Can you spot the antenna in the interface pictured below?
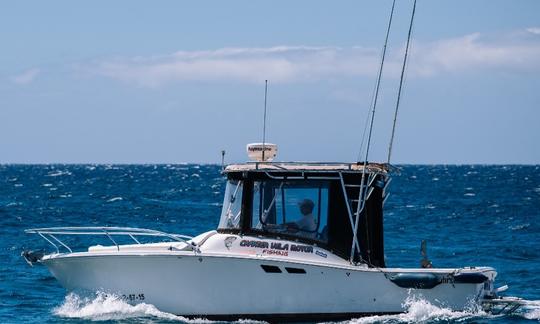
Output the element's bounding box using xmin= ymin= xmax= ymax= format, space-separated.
xmin=387 ymin=0 xmax=417 ymax=164
xmin=221 ymin=150 xmax=226 ymax=171
xmin=262 ymin=80 xmax=268 ymax=161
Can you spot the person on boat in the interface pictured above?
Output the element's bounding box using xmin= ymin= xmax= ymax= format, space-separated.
xmin=264 ymin=199 xmax=317 ymax=237
xmin=297 ymin=199 xmax=316 ymax=230
xmin=285 ymin=199 xmax=317 ymax=238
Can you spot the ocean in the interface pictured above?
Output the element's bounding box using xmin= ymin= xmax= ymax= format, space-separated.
xmin=1 ymin=164 xmax=539 ymax=323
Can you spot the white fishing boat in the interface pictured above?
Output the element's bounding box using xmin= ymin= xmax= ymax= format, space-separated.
xmin=23 ymin=143 xmax=523 ymax=321
xmin=23 ymin=0 xmax=526 ymax=321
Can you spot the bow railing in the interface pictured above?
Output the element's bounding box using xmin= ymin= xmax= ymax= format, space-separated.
xmin=25 ymin=227 xmax=194 ymax=254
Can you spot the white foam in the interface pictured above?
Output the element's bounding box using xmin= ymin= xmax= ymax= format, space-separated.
xmin=509 ymin=223 xmax=530 ymax=231
xmin=53 ymin=292 xmax=265 ymax=323
xmin=106 ymin=197 xmax=123 ymax=203
xmin=339 ymin=296 xmax=489 ymax=324
xmin=47 ymin=170 xmax=72 ymax=177
xmin=522 ymin=300 xmax=540 ymax=320
xmin=54 ymin=292 xmax=190 ymax=322
xmin=524 ymin=307 xmax=540 ymax=320
xmin=52 ymin=292 xmax=540 ymax=323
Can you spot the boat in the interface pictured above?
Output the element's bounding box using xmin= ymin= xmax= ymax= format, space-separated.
xmin=22 ymin=143 xmax=523 ymax=321
xmin=22 ymin=1 xmax=526 ymax=320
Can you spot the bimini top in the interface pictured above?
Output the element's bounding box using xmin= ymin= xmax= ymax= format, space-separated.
xmin=224 ymin=161 xmax=389 ymax=173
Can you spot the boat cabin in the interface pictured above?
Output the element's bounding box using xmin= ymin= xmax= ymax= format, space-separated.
xmin=218 ymin=161 xmax=390 ymax=267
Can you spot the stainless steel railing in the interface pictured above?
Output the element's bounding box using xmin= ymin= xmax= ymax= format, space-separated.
xmin=25 ymin=227 xmax=194 ymax=254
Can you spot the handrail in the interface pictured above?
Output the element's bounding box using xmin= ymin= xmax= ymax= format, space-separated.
xmin=226 ymin=161 xmax=390 ymax=173
xmin=25 ymin=226 xmax=195 ymax=254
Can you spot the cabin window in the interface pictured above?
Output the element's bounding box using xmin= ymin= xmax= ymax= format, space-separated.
xmin=251 ymin=180 xmax=329 ymax=242
xmin=218 ymin=180 xmax=243 ymax=229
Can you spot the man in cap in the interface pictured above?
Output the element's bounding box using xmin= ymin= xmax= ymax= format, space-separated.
xmin=293 ymin=199 xmax=317 ymax=235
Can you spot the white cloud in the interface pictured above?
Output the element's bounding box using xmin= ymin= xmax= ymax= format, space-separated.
xmin=11 ymin=68 xmax=40 ymax=85
xmin=526 ymin=27 xmax=540 ymax=35
xmin=86 ymin=31 xmax=540 ymax=87
xmin=89 ymin=46 xmax=382 ymax=87
xmin=410 ymin=33 xmax=540 ymax=76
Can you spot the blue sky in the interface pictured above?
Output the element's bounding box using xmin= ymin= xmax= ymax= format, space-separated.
xmin=1 ymin=1 xmax=539 ymax=164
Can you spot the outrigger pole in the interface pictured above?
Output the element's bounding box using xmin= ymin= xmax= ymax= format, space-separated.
xmin=362 ymin=0 xmax=396 ymax=165
xmin=387 ymin=0 xmax=417 ymax=164
xmin=350 ymin=0 xmax=396 ymax=265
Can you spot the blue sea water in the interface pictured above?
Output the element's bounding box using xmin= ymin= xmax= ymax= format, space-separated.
xmin=1 ymin=164 xmax=539 ymax=323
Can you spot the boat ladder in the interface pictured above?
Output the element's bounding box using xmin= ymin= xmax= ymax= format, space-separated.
xmin=339 ymin=171 xmax=378 ymax=263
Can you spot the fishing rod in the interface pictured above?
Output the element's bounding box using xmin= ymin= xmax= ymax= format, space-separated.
xmin=361 ymin=0 xmax=396 ymax=166
xmin=387 ymin=0 xmax=417 ymax=164
xmin=353 ymin=0 xmax=397 ymax=266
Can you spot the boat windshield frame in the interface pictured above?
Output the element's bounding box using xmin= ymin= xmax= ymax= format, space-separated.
xmin=218 ymin=166 xmax=389 ymax=265
xmin=251 ymin=178 xmax=331 ymax=243
xmin=218 ymin=170 xmax=341 ymax=253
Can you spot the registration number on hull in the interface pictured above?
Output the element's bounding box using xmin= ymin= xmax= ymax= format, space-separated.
xmin=121 ymin=293 xmax=145 ymax=301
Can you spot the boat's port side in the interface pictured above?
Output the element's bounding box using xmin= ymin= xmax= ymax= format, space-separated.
xmin=39 ymin=252 xmax=494 ymax=316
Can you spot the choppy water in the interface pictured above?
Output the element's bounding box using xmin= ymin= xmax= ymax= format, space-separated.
xmin=1 ymin=164 xmax=539 ymax=323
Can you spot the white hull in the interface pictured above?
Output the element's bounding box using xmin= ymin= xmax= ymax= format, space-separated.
xmin=40 ymin=233 xmax=495 ymax=320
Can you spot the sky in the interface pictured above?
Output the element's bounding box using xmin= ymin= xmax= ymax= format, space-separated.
xmin=1 ymin=0 xmax=539 ymax=164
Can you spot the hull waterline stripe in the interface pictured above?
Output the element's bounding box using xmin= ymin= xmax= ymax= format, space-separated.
xmin=180 ymin=311 xmax=403 ymax=322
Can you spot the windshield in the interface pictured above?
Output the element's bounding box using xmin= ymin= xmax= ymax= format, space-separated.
xmin=251 ymin=180 xmax=329 ymax=242
xmin=218 ymin=180 xmax=243 ymax=229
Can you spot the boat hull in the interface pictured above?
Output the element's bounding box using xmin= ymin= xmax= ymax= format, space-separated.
xmin=42 ymin=253 xmax=493 ymax=319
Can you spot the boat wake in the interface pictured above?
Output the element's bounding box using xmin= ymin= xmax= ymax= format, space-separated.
xmin=53 ymin=292 xmax=263 ymax=323
xmin=340 ymin=297 xmax=486 ymax=324
xmin=522 ymin=301 xmax=540 ymax=321
xmin=342 ymin=296 xmax=540 ymax=323
xmin=53 ymin=292 xmax=540 ymax=323
xmin=53 ymin=292 xmax=186 ymax=322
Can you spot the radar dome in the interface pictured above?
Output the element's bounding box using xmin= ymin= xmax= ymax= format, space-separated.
xmin=246 ymin=143 xmax=277 ymax=162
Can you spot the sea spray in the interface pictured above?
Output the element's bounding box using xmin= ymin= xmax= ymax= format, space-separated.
xmin=522 ymin=300 xmax=540 ymax=320
xmin=53 ymin=292 xmax=266 ymax=323
xmin=53 ymin=292 xmax=188 ymax=322
xmin=341 ymin=296 xmax=491 ymax=324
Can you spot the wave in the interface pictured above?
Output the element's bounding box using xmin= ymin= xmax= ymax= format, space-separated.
xmin=509 ymin=223 xmax=531 ymax=231
xmin=53 ymin=292 xmax=540 ymax=323
xmin=53 ymin=292 xmax=264 ymax=323
xmin=341 ymin=296 xmax=540 ymax=323
xmin=522 ymin=300 xmax=540 ymax=320
xmin=106 ymin=197 xmax=124 ymax=203
xmin=47 ymin=170 xmax=72 ymax=177
xmin=343 ymin=296 xmax=489 ymax=324
xmin=54 ymin=292 xmax=197 ymax=322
